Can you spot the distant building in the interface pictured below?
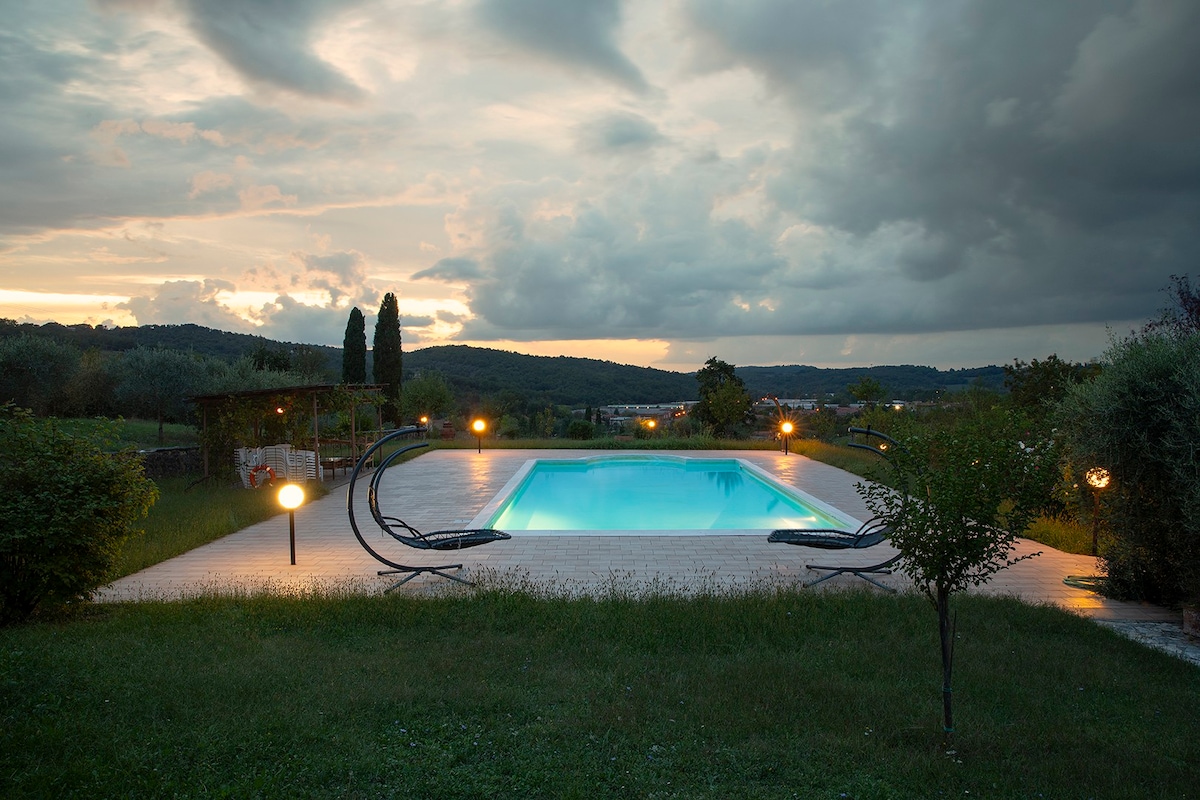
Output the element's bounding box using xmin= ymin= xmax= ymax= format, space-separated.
xmin=754 ymin=397 xmax=819 ymax=412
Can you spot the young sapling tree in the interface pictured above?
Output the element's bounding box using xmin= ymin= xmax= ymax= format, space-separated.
xmin=855 ymin=413 xmax=1058 ymax=734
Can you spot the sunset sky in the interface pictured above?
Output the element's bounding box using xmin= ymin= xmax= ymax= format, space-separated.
xmin=2 ymin=0 xmax=1197 ymax=371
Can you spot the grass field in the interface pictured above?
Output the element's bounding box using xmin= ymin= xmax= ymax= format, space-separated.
xmin=2 ymin=590 xmax=1196 ymax=799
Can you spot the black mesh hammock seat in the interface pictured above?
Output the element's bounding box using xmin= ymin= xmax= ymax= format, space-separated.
xmin=346 ymin=426 xmax=511 ymax=590
xmin=767 ymin=426 xmax=908 ymax=591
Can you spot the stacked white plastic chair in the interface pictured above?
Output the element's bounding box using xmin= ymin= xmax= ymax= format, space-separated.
xmin=234 ymin=444 xmax=320 ymax=486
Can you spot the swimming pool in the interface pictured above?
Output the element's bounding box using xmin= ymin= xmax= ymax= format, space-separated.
xmin=469 ymin=455 xmax=859 ymax=535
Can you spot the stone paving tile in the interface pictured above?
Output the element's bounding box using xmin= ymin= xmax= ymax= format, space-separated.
xmin=98 ymin=448 xmax=1198 ymax=664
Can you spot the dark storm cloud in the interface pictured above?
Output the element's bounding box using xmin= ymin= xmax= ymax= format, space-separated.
xmin=576 ymin=112 xmax=665 ymax=153
xmin=181 ymin=0 xmax=366 ymax=102
xmin=437 ymin=156 xmax=790 ymax=342
xmin=672 ymin=0 xmax=1200 ymax=335
xmin=476 ymin=0 xmax=648 ymax=93
xmin=0 ymin=25 xmax=119 ymax=234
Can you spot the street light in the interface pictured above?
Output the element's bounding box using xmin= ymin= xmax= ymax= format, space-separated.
xmin=1085 ymin=467 xmax=1111 ymax=557
xmin=472 ymin=418 xmax=486 ymax=453
xmin=780 ymin=420 xmax=794 ymax=455
xmin=278 ymin=483 xmax=305 ymax=565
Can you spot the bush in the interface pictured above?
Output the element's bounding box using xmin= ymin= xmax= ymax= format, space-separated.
xmin=566 ymin=419 xmax=594 ymax=440
xmin=0 ymin=406 xmax=158 ymax=624
xmin=1055 ymin=332 xmax=1200 ymax=605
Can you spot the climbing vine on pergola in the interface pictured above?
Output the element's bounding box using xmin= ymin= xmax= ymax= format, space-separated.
xmin=190 ymin=384 xmax=385 ymax=479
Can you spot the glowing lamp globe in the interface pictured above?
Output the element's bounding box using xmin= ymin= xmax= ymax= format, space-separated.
xmin=1086 ymin=468 xmax=1111 ymax=490
xmin=278 ymin=484 xmax=305 ymax=510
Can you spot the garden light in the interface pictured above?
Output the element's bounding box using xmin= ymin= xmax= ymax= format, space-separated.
xmin=1086 ymin=468 xmax=1111 ymax=490
xmin=780 ymin=421 xmax=794 ymax=455
xmin=278 ymin=483 xmax=305 ymax=565
xmin=1086 ymin=468 xmax=1111 ymax=557
xmin=472 ymin=419 xmax=486 ymax=453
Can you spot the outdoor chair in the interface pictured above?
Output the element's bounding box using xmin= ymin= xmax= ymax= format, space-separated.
xmin=767 ymin=426 xmax=906 ymax=592
xmin=768 ymin=517 xmax=899 ymax=591
xmin=346 ymin=426 xmax=511 ymax=590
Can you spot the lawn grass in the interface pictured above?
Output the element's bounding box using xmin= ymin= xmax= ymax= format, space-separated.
xmin=1 ymin=589 xmax=1196 ymax=798
xmin=57 ymin=417 xmax=199 ymax=450
xmin=115 ymin=477 xmax=330 ymax=578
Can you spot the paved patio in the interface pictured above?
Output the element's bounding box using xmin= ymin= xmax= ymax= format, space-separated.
xmin=101 ymin=449 xmax=1183 ymax=626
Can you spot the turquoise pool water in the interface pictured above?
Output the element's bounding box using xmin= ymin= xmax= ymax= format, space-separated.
xmin=476 ymin=455 xmax=857 ymax=534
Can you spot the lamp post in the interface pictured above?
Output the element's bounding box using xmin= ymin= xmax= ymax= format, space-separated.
xmin=472 ymin=419 xmax=486 ymax=453
xmin=419 ymin=415 xmax=429 ymax=438
xmin=1085 ymin=467 xmax=1111 ymax=557
xmin=278 ymin=483 xmax=305 ymax=565
xmin=780 ymin=421 xmax=794 ymax=455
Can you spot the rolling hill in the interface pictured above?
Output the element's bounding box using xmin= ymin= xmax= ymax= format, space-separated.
xmin=3 ymin=320 xmax=1006 ymax=407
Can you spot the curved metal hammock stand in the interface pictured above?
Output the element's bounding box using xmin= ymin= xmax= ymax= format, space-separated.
xmin=768 ymin=426 xmax=907 ymax=591
xmin=346 ymin=426 xmax=511 ymax=591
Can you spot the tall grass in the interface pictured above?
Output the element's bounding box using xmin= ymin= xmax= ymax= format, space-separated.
xmin=114 ymin=477 xmax=329 ymax=577
xmin=1025 ymin=516 xmax=1094 ymax=555
xmin=2 ymin=590 xmax=1196 ymax=798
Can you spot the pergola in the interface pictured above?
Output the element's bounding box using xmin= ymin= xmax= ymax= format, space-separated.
xmin=190 ymin=383 xmax=385 ymax=479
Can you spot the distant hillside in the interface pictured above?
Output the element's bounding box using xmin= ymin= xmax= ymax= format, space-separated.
xmin=405 ymin=347 xmax=1006 ymax=406
xmin=736 ymin=364 xmax=1006 ymax=400
xmin=405 ymin=345 xmax=696 ymax=407
xmin=1 ymin=320 xmax=342 ymax=371
xmin=3 ymin=320 xmax=1008 ymax=406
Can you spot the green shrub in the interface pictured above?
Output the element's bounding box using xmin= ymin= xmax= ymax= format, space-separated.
xmin=1056 ymin=331 xmax=1200 ymax=605
xmin=565 ymin=419 xmax=594 ymax=440
xmin=0 ymin=406 xmax=158 ymax=624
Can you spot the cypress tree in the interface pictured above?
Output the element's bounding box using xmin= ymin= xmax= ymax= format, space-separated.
xmin=373 ymin=293 xmax=403 ymax=422
xmin=341 ymin=307 xmax=367 ymax=384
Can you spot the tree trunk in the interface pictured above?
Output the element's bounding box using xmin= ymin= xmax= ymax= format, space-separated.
xmin=938 ymin=586 xmax=955 ymax=734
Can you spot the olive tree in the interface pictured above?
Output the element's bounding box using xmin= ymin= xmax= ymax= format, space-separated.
xmin=856 ymin=412 xmax=1058 ymax=734
xmin=114 ymin=346 xmax=209 ymax=444
xmin=0 ymin=406 xmax=158 ymax=624
xmin=0 ymin=334 xmax=80 ymax=416
xmin=1055 ymin=330 xmax=1200 ymax=605
xmin=692 ymin=357 xmax=752 ymax=436
xmin=401 ymin=371 xmax=456 ymax=423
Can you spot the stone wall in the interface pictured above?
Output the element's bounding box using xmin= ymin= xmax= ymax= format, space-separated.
xmin=138 ymin=446 xmax=203 ymax=480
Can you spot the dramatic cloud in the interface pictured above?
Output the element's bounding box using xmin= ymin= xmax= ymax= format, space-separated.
xmin=476 ymin=0 xmax=648 ymax=93
xmin=180 ymin=0 xmax=366 ymax=102
xmin=118 ymin=279 xmax=254 ymax=331
xmin=2 ymin=1 xmax=1197 ymax=368
xmin=293 ymin=249 xmax=369 ymax=305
